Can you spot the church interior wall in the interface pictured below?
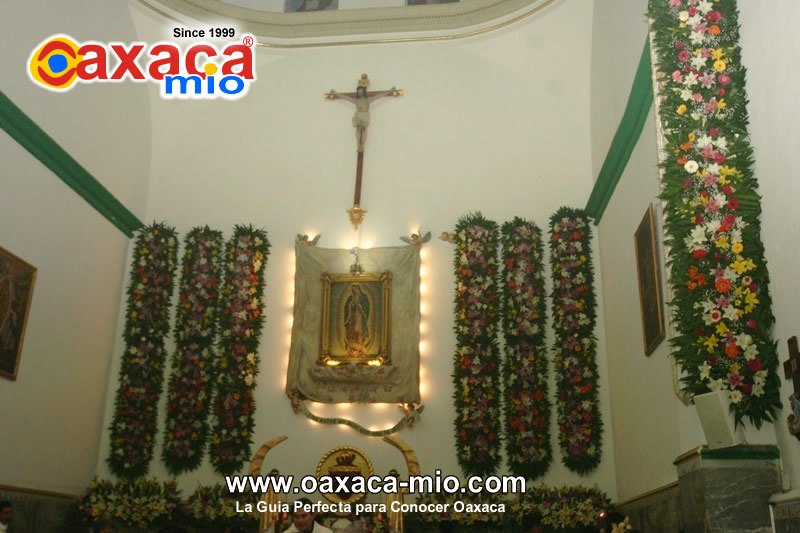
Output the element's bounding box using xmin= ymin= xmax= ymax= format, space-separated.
xmin=86 ymin=0 xmax=622 ymax=499
xmin=0 ymin=2 xmax=152 ymax=494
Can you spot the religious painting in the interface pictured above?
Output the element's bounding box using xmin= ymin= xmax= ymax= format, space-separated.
xmin=316 ymin=446 xmax=373 ymax=505
xmin=285 ymin=0 xmax=338 ymax=13
xmin=320 ymin=272 xmax=391 ymax=366
xmin=0 ymin=246 xmax=37 ymax=380
xmin=634 ymin=204 xmax=665 ymax=356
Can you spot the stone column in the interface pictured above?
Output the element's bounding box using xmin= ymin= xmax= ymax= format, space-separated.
xmin=674 ymin=445 xmax=781 ymax=533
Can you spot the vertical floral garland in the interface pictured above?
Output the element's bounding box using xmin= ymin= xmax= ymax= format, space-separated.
xmin=501 ymin=217 xmax=551 ymax=479
xmin=549 ymin=208 xmax=602 ymax=474
xmin=209 ymin=225 xmax=270 ymax=475
xmin=108 ymin=223 xmax=178 ymax=478
xmin=649 ymin=0 xmax=780 ymax=425
xmin=162 ymin=227 xmax=224 ymax=474
xmin=452 ymin=213 xmax=502 ymax=476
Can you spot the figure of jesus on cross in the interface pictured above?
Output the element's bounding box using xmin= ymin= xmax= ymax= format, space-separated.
xmin=326 ymin=74 xmax=403 ymax=229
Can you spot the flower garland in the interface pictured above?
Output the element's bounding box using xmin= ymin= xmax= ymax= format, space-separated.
xmin=78 ymin=478 xmax=181 ymax=528
xmin=452 ymin=213 xmax=503 ymax=477
xmin=501 ymin=217 xmax=551 ymax=479
xmin=108 ymin=223 xmax=178 ymax=478
xmin=549 ymin=208 xmax=602 ymax=474
xmin=513 ymin=484 xmax=611 ymax=529
xmin=649 ymin=0 xmax=780 ymax=425
xmin=162 ymin=227 xmax=224 ymax=474
xmin=209 ymin=225 xmax=270 ymax=475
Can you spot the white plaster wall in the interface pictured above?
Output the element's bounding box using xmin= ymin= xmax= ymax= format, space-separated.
xmin=0 ymin=2 xmax=151 ymax=493
xmin=739 ymin=0 xmax=800 ymax=492
xmin=591 ymin=0 xmax=800 ymax=501
xmin=93 ymin=0 xmax=620 ymax=500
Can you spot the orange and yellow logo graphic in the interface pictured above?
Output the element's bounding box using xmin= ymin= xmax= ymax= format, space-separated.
xmin=28 ymin=36 xmax=82 ymax=90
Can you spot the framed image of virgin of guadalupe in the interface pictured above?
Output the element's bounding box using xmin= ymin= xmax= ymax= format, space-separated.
xmin=320 ymin=272 xmax=391 ymax=366
xmin=0 ymin=246 xmax=37 ymax=380
xmin=634 ymin=203 xmax=666 ymax=356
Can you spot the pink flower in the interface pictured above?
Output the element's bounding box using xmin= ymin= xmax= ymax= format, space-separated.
xmin=693 ymin=93 xmax=704 ymax=102
xmin=699 ymin=73 xmax=715 ymax=88
xmin=710 ymin=128 xmax=719 ymax=135
xmin=678 ymin=50 xmax=691 ymax=62
xmin=718 ymin=88 xmax=726 ymax=96
xmin=718 ymin=73 xmax=731 ymax=86
xmin=704 ymin=173 xmax=718 ymax=186
xmin=713 ymin=152 xmax=727 ymax=164
xmin=688 ymin=6 xmax=698 ymax=15
xmin=727 ymin=372 xmax=743 ymax=388
xmin=670 ymin=0 xmax=682 ymax=5
xmin=675 ymin=41 xmax=685 ymax=49
xmin=723 ymin=214 xmax=736 ymax=227
xmin=704 ymin=98 xmax=719 ymax=112
xmin=700 ymin=48 xmax=712 ymax=58
xmin=705 ymin=198 xmax=720 ymax=213
xmin=672 ymin=70 xmax=684 ymax=82
xmin=701 ymin=144 xmax=715 ymax=159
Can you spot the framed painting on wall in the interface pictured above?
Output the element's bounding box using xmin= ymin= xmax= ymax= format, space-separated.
xmin=634 ymin=204 xmax=665 ymax=356
xmin=0 ymin=246 xmax=37 ymax=380
xmin=320 ymin=271 xmax=392 ymax=366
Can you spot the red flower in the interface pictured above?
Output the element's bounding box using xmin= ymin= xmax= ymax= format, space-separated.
xmin=747 ymin=359 xmax=762 ymax=373
xmin=728 ymin=197 xmax=739 ymax=210
xmin=710 ymin=128 xmax=719 ymax=136
xmin=741 ymin=383 xmax=752 ymax=394
xmin=725 ymin=344 xmax=740 ymax=358
xmin=747 ymin=319 xmax=757 ymax=329
xmin=706 ymin=10 xmax=722 ymax=22
xmin=693 ymin=249 xmax=708 ymax=260
xmin=715 ymin=278 xmax=732 ymax=293
xmin=695 ymin=215 xmax=704 ymax=224
xmin=722 ymin=185 xmax=733 ymax=195
xmin=708 ymin=357 xmax=717 ymax=366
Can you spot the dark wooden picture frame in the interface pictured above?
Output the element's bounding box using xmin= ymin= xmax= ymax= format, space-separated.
xmin=0 ymin=246 xmax=37 ymax=379
xmin=634 ymin=204 xmax=665 ymax=356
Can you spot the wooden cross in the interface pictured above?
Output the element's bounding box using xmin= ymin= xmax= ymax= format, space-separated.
xmin=325 ymin=74 xmax=402 ymax=229
xmin=785 ymin=336 xmax=800 ymax=397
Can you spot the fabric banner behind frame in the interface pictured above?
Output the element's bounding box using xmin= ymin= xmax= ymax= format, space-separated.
xmin=286 ymin=242 xmax=420 ymax=404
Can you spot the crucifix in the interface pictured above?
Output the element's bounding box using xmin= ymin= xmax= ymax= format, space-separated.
xmin=784 ymin=336 xmax=800 ymax=440
xmin=326 ymin=74 xmax=403 ymax=230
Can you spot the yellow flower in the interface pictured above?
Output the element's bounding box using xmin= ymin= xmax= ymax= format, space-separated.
xmin=711 ymin=48 xmax=725 ymax=61
xmin=731 ymin=242 xmax=743 ymax=254
xmin=744 ymin=292 xmax=760 ymax=313
xmin=718 ymin=99 xmax=727 ymax=109
xmin=688 ymin=132 xmax=696 ymax=141
xmin=714 ymin=60 xmax=727 ymax=72
xmin=677 ymin=104 xmax=688 ymax=115
xmin=730 ymin=363 xmax=741 ymax=374
xmin=731 ymin=258 xmax=756 ymax=274
xmin=716 ymin=322 xmax=729 ymax=335
xmin=700 ymin=195 xmax=709 ymax=205
xmin=716 ymin=236 xmax=729 ymax=249
xmin=704 ymin=335 xmax=720 ymax=352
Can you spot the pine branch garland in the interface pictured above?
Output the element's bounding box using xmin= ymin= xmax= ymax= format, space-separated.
xmin=108 ymin=222 xmax=178 ymax=478
xmin=501 ymin=217 xmax=551 ymax=479
xmin=549 ymin=207 xmax=602 ymax=474
xmin=452 ymin=213 xmax=502 ymax=476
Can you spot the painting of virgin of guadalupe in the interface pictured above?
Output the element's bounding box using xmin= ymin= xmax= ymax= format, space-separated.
xmin=320 ymin=271 xmax=391 ymax=365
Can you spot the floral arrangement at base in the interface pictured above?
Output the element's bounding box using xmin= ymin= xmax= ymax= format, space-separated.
xmin=649 ymin=0 xmax=780 ymax=427
xmin=501 ymin=217 xmax=551 ymax=479
xmin=185 ymin=483 xmax=258 ymax=531
xmin=108 ymin=222 xmax=178 ymax=478
xmin=512 ymin=484 xmax=611 ymax=530
xmin=452 ymin=213 xmax=502 ymax=476
xmin=549 ymin=208 xmax=602 ymax=474
xmin=78 ymin=478 xmax=181 ymax=528
xmin=163 ymin=227 xmax=225 ymax=475
xmin=209 ymin=225 xmax=271 ymax=475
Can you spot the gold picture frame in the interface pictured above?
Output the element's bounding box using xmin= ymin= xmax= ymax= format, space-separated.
xmin=320 ymin=271 xmax=391 ymax=366
xmin=0 ymin=246 xmax=37 ymax=380
xmin=634 ymin=204 xmax=666 ymax=356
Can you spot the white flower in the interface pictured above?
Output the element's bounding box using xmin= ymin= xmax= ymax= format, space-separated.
xmin=736 ymin=334 xmax=753 ymax=348
xmin=680 ymin=88 xmax=694 ymax=101
xmin=698 ymin=1 xmax=713 ymax=15
xmin=684 ymin=72 xmax=699 ymax=87
xmin=684 ymin=160 xmax=700 ymax=173
xmin=723 ymin=306 xmax=740 ymax=321
xmin=701 ymin=299 xmax=717 ymax=313
xmin=696 ymin=135 xmax=713 ymax=149
xmin=752 ymin=383 xmax=765 ymax=397
xmin=706 ymin=162 xmax=721 ymax=175
xmin=691 ymin=55 xmax=708 ymax=70
xmin=679 ymin=10 xmax=690 ymax=22
xmin=724 ymin=267 xmax=739 ymax=281
xmin=691 ymin=112 xmax=702 ymax=121
xmin=729 ymin=390 xmax=743 ymax=403
xmin=731 ymin=229 xmax=742 ymax=243
xmin=688 ymin=14 xmax=703 ymax=26
xmin=709 ymin=379 xmax=725 ymax=391
xmin=713 ymin=136 xmax=728 ymax=151
xmin=691 ymin=225 xmax=707 ymax=245
xmin=714 ymin=192 xmax=727 ymax=207
xmin=699 ymin=362 xmax=712 ymax=381
xmin=690 ymin=31 xmax=706 ymax=45
xmin=744 ymin=344 xmax=758 ymax=361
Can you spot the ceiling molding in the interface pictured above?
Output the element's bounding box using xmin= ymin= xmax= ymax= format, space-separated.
xmin=138 ymin=0 xmax=556 ymax=45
